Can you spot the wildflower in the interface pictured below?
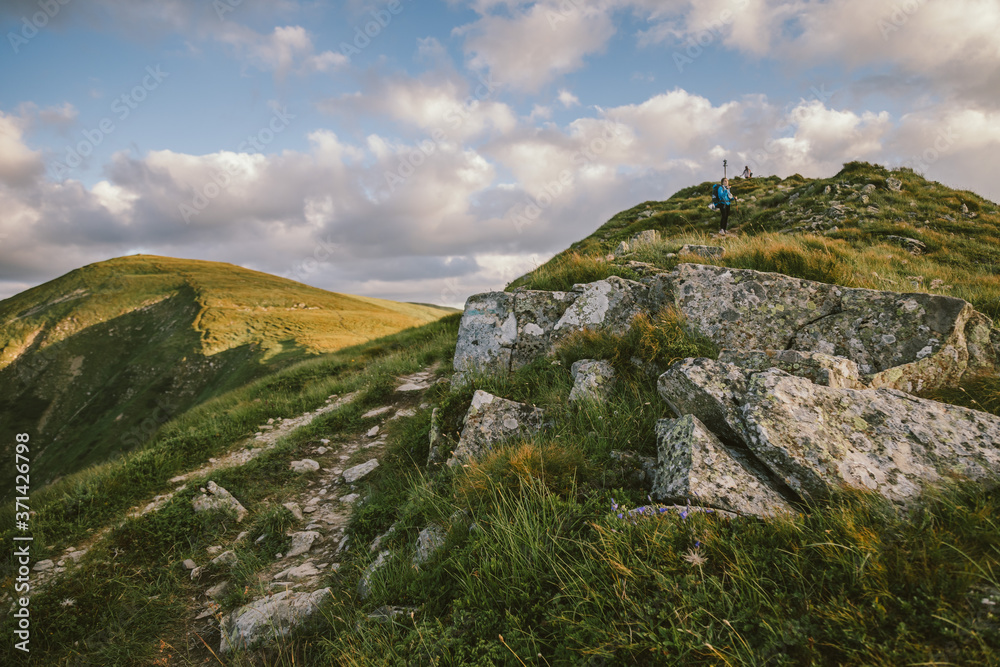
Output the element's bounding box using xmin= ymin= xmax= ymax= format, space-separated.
xmin=61 ymin=598 xmax=76 ymax=607
xmin=682 ymin=549 xmax=707 ymax=566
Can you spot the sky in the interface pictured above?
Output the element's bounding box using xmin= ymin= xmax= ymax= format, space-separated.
xmin=1 ymin=0 xmax=998 ymax=307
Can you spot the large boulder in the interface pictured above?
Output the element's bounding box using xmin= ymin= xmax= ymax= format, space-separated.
xmin=446 ymin=391 xmax=545 ymax=467
xmin=551 ymin=276 xmax=648 ymax=344
xmin=219 ymin=588 xmax=331 ymax=654
xmin=738 ymin=369 xmax=1000 ymax=504
xmin=652 ymin=416 xmax=793 ymax=518
xmin=511 ymin=291 xmax=577 ymax=370
xmin=667 ymin=263 xmax=989 ymax=392
xmin=453 ymin=292 xmax=518 ymax=376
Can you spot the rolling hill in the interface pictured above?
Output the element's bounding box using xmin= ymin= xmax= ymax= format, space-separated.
xmin=0 ymin=254 xmax=455 ymax=493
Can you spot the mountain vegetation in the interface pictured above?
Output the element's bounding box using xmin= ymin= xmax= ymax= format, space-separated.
xmin=2 ymin=163 xmax=998 ymax=666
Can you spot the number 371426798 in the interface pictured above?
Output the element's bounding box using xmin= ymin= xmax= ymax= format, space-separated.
xmin=15 ymin=433 xmax=30 ymax=511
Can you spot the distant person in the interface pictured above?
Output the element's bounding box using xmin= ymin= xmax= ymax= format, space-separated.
xmin=713 ymin=178 xmax=736 ymax=235
xmin=741 ymin=165 xmax=752 ymax=179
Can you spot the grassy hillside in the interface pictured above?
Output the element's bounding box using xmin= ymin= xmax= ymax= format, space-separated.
xmin=3 ymin=165 xmax=998 ymax=666
xmin=0 ymin=254 xmax=453 ymax=492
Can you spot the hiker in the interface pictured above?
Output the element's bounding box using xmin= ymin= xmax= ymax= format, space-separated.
xmin=713 ymin=178 xmax=736 ymax=235
xmin=741 ymin=165 xmax=752 ymax=179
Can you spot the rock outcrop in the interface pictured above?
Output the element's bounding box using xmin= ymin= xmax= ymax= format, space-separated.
xmin=192 ymin=482 xmax=248 ymax=522
xmin=453 ymin=263 xmax=996 ymax=394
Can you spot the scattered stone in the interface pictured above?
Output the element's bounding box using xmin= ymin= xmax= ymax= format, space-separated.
xmin=343 ymin=459 xmax=380 ymax=484
xmin=568 ymin=359 xmax=616 ymax=404
xmin=413 ymin=526 xmax=446 ymax=566
xmin=358 ymin=551 xmax=391 ymax=599
xmin=290 ymin=459 xmax=321 ymax=473
xmin=275 ymin=562 xmax=321 ymax=581
xmin=886 ymin=235 xmax=927 ymax=254
xmin=283 ymin=502 xmax=304 ymax=521
xmin=183 ymin=559 xmax=197 ymax=570
xmin=192 ymin=481 xmax=248 ymax=522
xmin=207 ymin=582 xmax=231 ymax=600
xmin=362 ymin=406 xmax=393 ymax=419
xmin=679 ymin=244 xmax=725 ymax=258
xmin=315 ymin=446 xmax=329 ymax=455
xmin=652 ymin=415 xmax=793 ymax=518
xmin=33 ymin=560 xmax=54 ymax=572
xmin=285 ymin=531 xmax=321 ymax=558
xmin=339 ymin=493 xmax=361 ymax=504
xmin=886 ymin=177 xmax=903 ymax=192
xmin=447 ymin=391 xmax=545 ymax=466
xmin=367 ymin=426 xmax=380 ymax=438
xmin=219 ymin=588 xmax=332 ymax=654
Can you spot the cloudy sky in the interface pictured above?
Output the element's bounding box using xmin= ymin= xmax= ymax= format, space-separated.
xmin=1 ymin=0 xmax=998 ymax=306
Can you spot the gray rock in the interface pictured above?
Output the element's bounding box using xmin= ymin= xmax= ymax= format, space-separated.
xmin=447 ymin=391 xmax=545 ymax=466
xmin=568 ymin=359 xmax=616 ymax=403
xmin=886 ymin=235 xmax=927 ymax=254
xmin=652 ymin=416 xmax=793 ymax=518
xmin=413 ymin=526 xmax=447 ymax=566
xmin=887 ymin=177 xmax=903 ymax=192
xmin=192 ymin=481 xmax=248 ymax=522
xmin=453 ymin=292 xmax=518 ymax=375
xmin=718 ymin=349 xmax=865 ymax=389
xmin=738 ymin=369 xmax=1000 ymax=505
xmin=219 ymin=588 xmax=331 ymax=654
xmin=609 ymin=450 xmax=657 ymax=485
xmin=678 ymin=245 xmax=725 ymax=258
xmin=285 ymin=531 xmax=321 ymax=558
xmin=275 ymin=562 xmax=321 ymax=581
xmin=668 ymin=263 xmax=988 ymax=392
xmin=32 ymin=559 xmax=54 ymax=572
xmin=343 ymin=459 xmax=379 ymax=484
xmin=283 ymin=502 xmax=304 ymax=521
xmin=366 ymin=426 xmax=380 ymax=438
xmin=552 ymin=276 xmax=648 ymax=343
xmin=358 ymin=550 xmax=391 ymax=599
xmin=183 ymin=559 xmax=197 ymax=570
xmin=427 ymin=407 xmax=444 ymax=465
xmin=290 ymin=459 xmax=320 ymax=473
xmin=512 ymin=290 xmax=577 ymax=370
xmin=658 ymin=358 xmax=749 ymax=447
xmin=206 ymin=582 xmax=231 ymax=600
xmin=211 ymin=550 xmax=238 ymax=567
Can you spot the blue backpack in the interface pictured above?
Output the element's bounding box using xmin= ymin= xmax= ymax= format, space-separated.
xmin=711 ymin=184 xmax=722 ymax=207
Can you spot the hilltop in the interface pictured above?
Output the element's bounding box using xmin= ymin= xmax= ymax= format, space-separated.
xmin=0 ymin=255 xmax=454 ymax=492
xmin=2 ymin=164 xmax=998 ymax=666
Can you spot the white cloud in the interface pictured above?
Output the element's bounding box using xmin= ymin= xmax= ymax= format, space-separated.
xmin=0 ymin=111 xmax=45 ymax=187
xmin=215 ymin=24 xmax=348 ymax=77
xmin=455 ymin=1 xmax=618 ymax=92
xmin=557 ymin=89 xmax=580 ymax=108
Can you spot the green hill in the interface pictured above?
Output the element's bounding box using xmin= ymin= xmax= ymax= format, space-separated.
xmin=0 ymin=254 xmax=453 ymax=492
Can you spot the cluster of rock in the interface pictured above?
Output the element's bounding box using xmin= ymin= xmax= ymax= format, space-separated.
xmin=450 ymin=262 xmax=1000 ymax=516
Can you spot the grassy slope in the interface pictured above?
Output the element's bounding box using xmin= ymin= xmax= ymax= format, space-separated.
xmin=3 ymin=165 xmax=998 ymax=666
xmin=0 ymin=254 xmax=452 ymax=492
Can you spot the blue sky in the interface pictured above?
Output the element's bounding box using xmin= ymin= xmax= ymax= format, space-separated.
xmin=1 ymin=0 xmax=998 ymax=306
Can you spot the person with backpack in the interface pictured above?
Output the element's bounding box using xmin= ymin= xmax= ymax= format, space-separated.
xmin=711 ymin=178 xmax=736 ymax=235
xmin=741 ymin=165 xmax=752 ymax=179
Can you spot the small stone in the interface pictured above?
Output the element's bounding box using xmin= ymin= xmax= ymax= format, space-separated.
xmin=207 ymin=582 xmax=231 ymax=600
xmin=283 ymin=502 xmax=304 ymax=521
xmin=290 ymin=459 xmax=321 ymax=473
xmin=285 ymin=532 xmax=321 ymax=558
xmin=366 ymin=426 xmax=380 ymax=438
xmin=343 ymin=459 xmax=379 ymax=484
xmin=183 ymin=559 xmax=198 ymax=570
xmin=339 ymin=493 xmax=361 ymax=504
xmin=33 ymin=560 xmax=54 ymax=572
